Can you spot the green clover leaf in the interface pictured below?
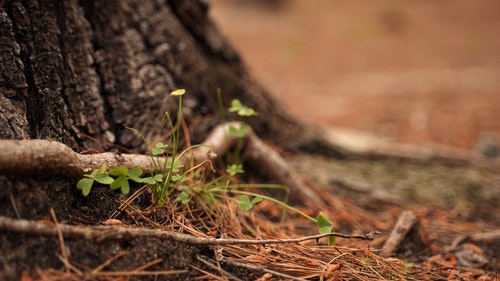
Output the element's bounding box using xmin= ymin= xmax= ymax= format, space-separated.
xmin=228 ymin=124 xmax=249 ymax=138
xmin=237 ymin=195 xmax=263 ymax=211
xmin=317 ymin=212 xmax=336 ymax=245
xmin=152 ymin=142 xmax=167 ymax=156
xmin=76 ymin=165 xmax=113 ymax=196
xmin=226 ymin=164 xmax=244 ymax=177
xmin=229 ymin=99 xmax=257 ymax=117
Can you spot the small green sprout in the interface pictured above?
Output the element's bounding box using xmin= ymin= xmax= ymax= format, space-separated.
xmin=317 ymin=212 xmax=336 ymax=245
xmin=177 ymin=190 xmax=191 ymax=205
xmin=109 ymin=166 xmax=144 ymax=195
xmin=236 ymin=195 xmax=263 ymax=211
xmin=226 ymin=164 xmax=244 ymax=177
xmin=141 ymin=174 xmax=163 ymax=185
xmin=77 ymin=165 xmax=114 ymax=196
xmin=404 ymin=262 xmax=414 ymax=268
xmin=151 ymin=142 xmax=167 ymax=156
xmin=229 ymin=99 xmax=258 ymax=117
xmin=228 ymin=123 xmax=250 ymax=138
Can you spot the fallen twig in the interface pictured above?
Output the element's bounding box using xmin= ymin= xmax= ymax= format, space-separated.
xmin=380 ymin=210 xmax=418 ymax=257
xmin=222 ymin=258 xmax=307 ymax=281
xmin=0 ymin=215 xmax=376 ymax=245
xmin=195 ymin=255 xmax=244 ymax=281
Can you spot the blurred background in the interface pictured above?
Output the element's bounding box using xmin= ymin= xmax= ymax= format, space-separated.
xmin=211 ymin=0 xmax=500 ymax=151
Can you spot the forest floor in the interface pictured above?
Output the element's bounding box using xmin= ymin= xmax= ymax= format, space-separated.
xmin=3 ymin=1 xmax=500 ymax=280
xmin=212 ymin=0 xmax=500 ymax=279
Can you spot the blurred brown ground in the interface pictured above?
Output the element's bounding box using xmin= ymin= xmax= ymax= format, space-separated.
xmin=211 ymin=0 xmax=500 ymax=150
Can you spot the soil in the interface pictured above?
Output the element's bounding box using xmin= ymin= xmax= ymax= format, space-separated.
xmin=1 ymin=1 xmax=500 ymax=280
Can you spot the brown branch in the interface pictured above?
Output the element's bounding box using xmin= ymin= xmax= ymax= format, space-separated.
xmin=380 ymin=210 xmax=418 ymax=257
xmin=0 ymin=215 xmax=375 ymax=245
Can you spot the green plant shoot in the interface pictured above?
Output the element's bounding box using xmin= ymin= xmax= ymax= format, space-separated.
xmin=109 ymin=166 xmax=144 ymax=195
xmin=236 ymin=195 xmax=263 ymax=211
xmin=317 ymin=212 xmax=336 ymax=245
xmin=76 ymin=165 xmax=114 ymax=196
xmin=229 ymin=99 xmax=258 ymax=117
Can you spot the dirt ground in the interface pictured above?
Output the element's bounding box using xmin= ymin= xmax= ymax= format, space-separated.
xmin=2 ymin=1 xmax=500 ymax=280
xmin=211 ymin=0 xmax=500 ymax=150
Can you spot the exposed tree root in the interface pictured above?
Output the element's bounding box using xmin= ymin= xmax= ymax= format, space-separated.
xmin=322 ymin=126 xmax=500 ymax=170
xmin=0 ymin=122 xmax=323 ymax=205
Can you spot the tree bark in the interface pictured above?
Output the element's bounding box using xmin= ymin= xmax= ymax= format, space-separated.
xmin=0 ymin=0 xmax=312 ymax=152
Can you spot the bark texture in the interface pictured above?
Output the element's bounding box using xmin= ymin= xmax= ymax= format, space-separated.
xmin=0 ymin=0 xmax=309 ymax=152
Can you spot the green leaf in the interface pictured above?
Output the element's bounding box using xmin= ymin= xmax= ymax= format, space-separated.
xmin=237 ymin=195 xmax=253 ymax=211
xmin=404 ymin=262 xmax=414 ymax=268
xmin=237 ymin=195 xmax=261 ymax=211
xmin=228 ymin=99 xmax=243 ymax=113
xmin=226 ymin=164 xmax=244 ymax=177
xmin=84 ymin=165 xmax=113 ymax=184
xmin=142 ymin=173 xmax=163 ymax=185
xmin=228 ymin=99 xmax=257 ymax=117
xmin=121 ymin=178 xmax=130 ymax=194
xmin=238 ymin=106 xmax=257 ymax=117
xmin=87 ymin=168 xmax=100 ymax=179
xmin=171 ymin=174 xmax=185 ymax=182
xmin=170 ymin=89 xmax=186 ymax=96
xmin=77 ymin=178 xmax=94 ymax=197
xmin=96 ymin=164 xmax=108 ymax=176
xmin=109 ymin=166 xmax=128 ymax=176
xmin=317 ymin=212 xmax=336 ymax=245
xmin=110 ymin=176 xmax=124 ymax=190
xmin=228 ymin=124 xmax=249 ymax=138
xmin=177 ymin=191 xmax=191 ymax=205
xmin=251 ymin=196 xmax=263 ymax=204
xmin=127 ymin=167 xmax=144 ymax=182
xmin=142 ymin=177 xmax=156 ymax=184
xmin=152 ymin=142 xmax=167 ymax=156
xmin=94 ymin=174 xmax=114 ymax=185
xmin=109 ymin=175 xmax=131 ymax=194
xmin=168 ymin=161 xmax=183 ymax=173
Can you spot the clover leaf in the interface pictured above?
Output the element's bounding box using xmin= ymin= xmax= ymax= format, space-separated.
xmin=229 ymin=99 xmax=257 ymax=117
xmin=76 ymin=165 xmax=114 ymax=196
xmin=317 ymin=212 xmax=336 ymax=245
xmin=237 ymin=195 xmax=263 ymax=211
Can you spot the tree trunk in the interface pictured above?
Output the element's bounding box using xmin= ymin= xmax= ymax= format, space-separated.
xmin=0 ymin=0 xmax=322 ymax=279
xmin=1 ymin=0 xmax=312 ymax=151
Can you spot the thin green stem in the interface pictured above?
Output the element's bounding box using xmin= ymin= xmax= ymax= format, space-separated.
xmin=215 ymin=189 xmax=316 ymax=222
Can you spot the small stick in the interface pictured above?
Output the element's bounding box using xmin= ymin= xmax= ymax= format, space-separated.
xmin=50 ymin=209 xmax=71 ymax=273
xmin=0 ymin=215 xmax=376 ymax=246
xmin=195 ymin=255 xmax=244 ymax=281
xmin=380 ymin=210 xmax=417 ymax=257
xmin=223 ymin=258 xmax=307 ymax=281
